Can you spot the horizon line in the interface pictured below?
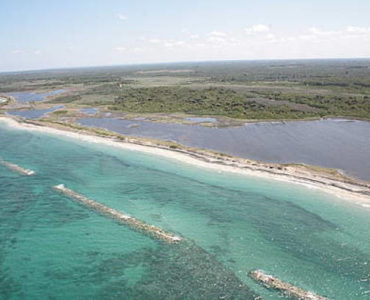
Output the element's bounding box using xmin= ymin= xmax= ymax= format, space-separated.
xmin=1 ymin=56 xmax=370 ymax=75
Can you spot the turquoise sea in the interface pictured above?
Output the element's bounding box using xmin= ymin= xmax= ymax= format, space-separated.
xmin=0 ymin=121 xmax=369 ymax=299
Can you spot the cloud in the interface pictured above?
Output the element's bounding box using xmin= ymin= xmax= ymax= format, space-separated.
xmin=206 ymin=31 xmax=235 ymax=46
xmin=148 ymin=38 xmax=161 ymax=44
xmin=308 ymin=27 xmax=338 ymax=36
xmin=207 ymin=36 xmax=227 ymax=45
xmin=345 ymin=26 xmax=370 ymax=34
xmin=133 ymin=47 xmax=144 ymax=52
xmin=164 ymin=40 xmax=186 ymax=48
xmin=245 ymin=24 xmax=270 ymax=34
xmin=12 ymin=49 xmax=24 ymax=54
xmin=112 ymin=25 xmax=370 ymax=64
xmin=34 ymin=50 xmax=42 ymax=55
xmin=114 ymin=46 xmax=127 ymax=52
xmin=298 ymin=26 xmax=370 ymax=41
xmin=209 ymin=31 xmax=227 ymax=37
xmin=298 ymin=34 xmax=316 ymax=41
xmin=117 ymin=13 xmax=128 ymax=21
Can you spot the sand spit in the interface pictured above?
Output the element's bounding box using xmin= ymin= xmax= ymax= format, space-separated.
xmin=1 ymin=116 xmax=370 ymax=205
xmin=0 ymin=156 xmax=35 ymax=175
xmin=53 ymin=184 xmax=182 ymax=243
xmin=250 ymin=270 xmax=330 ymax=300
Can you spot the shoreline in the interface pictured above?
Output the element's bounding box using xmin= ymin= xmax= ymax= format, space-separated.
xmin=0 ymin=115 xmax=369 ymax=206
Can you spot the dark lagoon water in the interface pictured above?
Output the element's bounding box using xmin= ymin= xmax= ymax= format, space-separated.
xmin=0 ymin=119 xmax=369 ymax=299
xmin=7 ymin=89 xmax=65 ymax=103
xmin=6 ymin=105 xmax=64 ymax=119
xmin=79 ymin=118 xmax=370 ymax=181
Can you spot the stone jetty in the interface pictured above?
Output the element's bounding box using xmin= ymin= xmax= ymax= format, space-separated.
xmin=0 ymin=157 xmax=35 ymax=175
xmin=250 ymin=270 xmax=330 ymax=300
xmin=53 ymin=184 xmax=182 ymax=243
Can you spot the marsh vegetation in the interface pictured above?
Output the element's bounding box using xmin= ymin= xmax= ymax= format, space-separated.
xmin=1 ymin=59 xmax=369 ymax=120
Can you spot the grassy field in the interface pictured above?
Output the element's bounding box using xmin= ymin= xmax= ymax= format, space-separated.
xmin=0 ymin=59 xmax=369 ymax=121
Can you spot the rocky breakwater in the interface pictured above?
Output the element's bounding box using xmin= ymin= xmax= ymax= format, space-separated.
xmin=0 ymin=156 xmax=35 ymax=175
xmin=53 ymin=184 xmax=182 ymax=243
xmin=250 ymin=270 xmax=329 ymax=300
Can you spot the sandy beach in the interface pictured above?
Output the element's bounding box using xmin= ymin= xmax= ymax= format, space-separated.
xmin=1 ymin=115 xmax=369 ymax=206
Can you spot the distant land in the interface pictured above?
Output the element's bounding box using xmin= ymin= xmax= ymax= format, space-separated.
xmin=1 ymin=59 xmax=369 ymax=121
xmin=1 ymin=59 xmax=369 ymax=181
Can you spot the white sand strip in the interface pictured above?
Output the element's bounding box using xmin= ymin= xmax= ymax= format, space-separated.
xmin=0 ymin=116 xmax=369 ymax=205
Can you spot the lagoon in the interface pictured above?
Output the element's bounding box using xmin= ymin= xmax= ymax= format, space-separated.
xmin=6 ymin=89 xmax=65 ymax=103
xmin=6 ymin=105 xmax=64 ymax=119
xmin=79 ymin=117 xmax=370 ymax=181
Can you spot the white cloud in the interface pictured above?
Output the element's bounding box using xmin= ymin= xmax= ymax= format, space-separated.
xmin=116 ymin=13 xmax=128 ymax=21
xmin=163 ymin=42 xmax=174 ymax=48
xmin=165 ymin=41 xmax=186 ymax=48
xmin=114 ymin=46 xmax=127 ymax=52
xmin=299 ymin=26 xmax=370 ymax=41
xmin=308 ymin=27 xmax=338 ymax=36
xmin=34 ymin=50 xmax=42 ymax=55
xmin=112 ymin=25 xmax=370 ymax=64
xmin=345 ymin=26 xmax=370 ymax=34
xmin=133 ymin=47 xmax=144 ymax=52
xmin=12 ymin=49 xmax=24 ymax=54
xmin=206 ymin=31 xmax=236 ymax=46
xmin=207 ymin=36 xmax=227 ymax=45
xmin=245 ymin=24 xmax=270 ymax=34
xmin=298 ymin=34 xmax=316 ymax=41
xmin=148 ymin=38 xmax=161 ymax=44
xmin=209 ymin=31 xmax=227 ymax=37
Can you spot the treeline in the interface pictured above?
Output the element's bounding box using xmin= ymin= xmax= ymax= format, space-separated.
xmin=112 ymin=87 xmax=318 ymax=119
xmin=250 ymin=90 xmax=370 ymax=119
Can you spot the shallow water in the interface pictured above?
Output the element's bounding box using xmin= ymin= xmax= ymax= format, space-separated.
xmin=79 ymin=117 xmax=370 ymax=181
xmin=184 ymin=117 xmax=217 ymax=123
xmin=6 ymin=105 xmax=64 ymax=119
xmin=0 ymin=121 xmax=369 ymax=299
xmin=80 ymin=107 xmax=99 ymax=115
xmin=6 ymin=89 xmax=65 ymax=103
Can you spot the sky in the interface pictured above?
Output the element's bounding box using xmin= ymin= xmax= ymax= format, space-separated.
xmin=1 ymin=0 xmax=370 ymax=72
